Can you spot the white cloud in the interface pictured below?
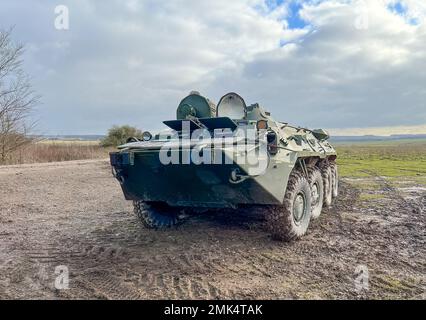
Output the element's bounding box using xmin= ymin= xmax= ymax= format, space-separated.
xmin=207 ymin=0 xmax=426 ymax=129
xmin=1 ymin=0 xmax=425 ymax=134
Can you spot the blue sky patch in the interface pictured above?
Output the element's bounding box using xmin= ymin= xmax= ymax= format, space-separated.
xmin=388 ymin=1 xmax=406 ymax=15
xmin=387 ymin=1 xmax=420 ymax=25
xmin=265 ymin=0 xmax=310 ymax=29
xmin=286 ymin=1 xmax=309 ymax=29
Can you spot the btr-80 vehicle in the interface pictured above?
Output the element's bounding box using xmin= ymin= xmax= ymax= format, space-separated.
xmin=110 ymin=92 xmax=338 ymax=241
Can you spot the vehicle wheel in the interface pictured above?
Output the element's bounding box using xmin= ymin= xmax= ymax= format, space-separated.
xmin=133 ymin=201 xmax=181 ymax=229
xmin=330 ymin=162 xmax=339 ymax=198
xmin=321 ymin=163 xmax=333 ymax=207
xmin=308 ymin=167 xmax=324 ymax=219
xmin=266 ymin=170 xmax=312 ymax=241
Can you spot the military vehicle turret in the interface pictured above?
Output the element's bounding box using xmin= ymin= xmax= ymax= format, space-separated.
xmin=110 ymin=91 xmax=338 ymax=241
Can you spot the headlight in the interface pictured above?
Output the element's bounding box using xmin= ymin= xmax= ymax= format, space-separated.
xmin=267 ymin=131 xmax=278 ymax=155
xmin=256 ymin=120 xmax=268 ymax=130
xmin=217 ymin=92 xmax=246 ymax=119
xmin=142 ymin=131 xmax=152 ymax=141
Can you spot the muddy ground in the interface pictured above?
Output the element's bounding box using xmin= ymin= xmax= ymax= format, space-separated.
xmin=0 ymin=159 xmax=424 ymax=299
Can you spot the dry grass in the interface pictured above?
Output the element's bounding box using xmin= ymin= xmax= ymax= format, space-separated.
xmin=2 ymin=140 xmax=112 ymax=165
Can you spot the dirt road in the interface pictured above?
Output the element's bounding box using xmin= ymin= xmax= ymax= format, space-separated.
xmin=0 ymin=160 xmax=424 ymax=299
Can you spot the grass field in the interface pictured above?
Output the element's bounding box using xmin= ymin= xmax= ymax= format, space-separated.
xmin=336 ymin=139 xmax=426 ymax=180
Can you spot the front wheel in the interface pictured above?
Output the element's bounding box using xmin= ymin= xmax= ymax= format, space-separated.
xmin=133 ymin=201 xmax=182 ymax=229
xmin=266 ymin=170 xmax=312 ymax=241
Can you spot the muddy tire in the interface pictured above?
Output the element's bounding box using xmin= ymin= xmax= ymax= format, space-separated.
xmin=321 ymin=164 xmax=333 ymax=207
xmin=330 ymin=162 xmax=339 ymax=198
xmin=308 ymin=167 xmax=324 ymax=219
xmin=133 ymin=201 xmax=181 ymax=229
xmin=266 ymin=170 xmax=312 ymax=241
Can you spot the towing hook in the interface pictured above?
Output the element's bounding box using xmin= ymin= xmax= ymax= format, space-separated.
xmin=111 ymin=167 xmax=125 ymax=184
xmin=229 ymin=168 xmax=250 ymax=184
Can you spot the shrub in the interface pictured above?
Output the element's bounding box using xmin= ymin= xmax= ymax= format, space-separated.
xmin=101 ymin=125 xmax=143 ymax=147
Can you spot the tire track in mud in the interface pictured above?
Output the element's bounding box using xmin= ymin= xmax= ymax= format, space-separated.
xmin=19 ymin=233 xmax=289 ymax=299
xmin=58 ymin=271 xmax=143 ymax=300
xmin=348 ymin=171 xmax=425 ymax=290
xmin=126 ymin=273 xmax=228 ymax=299
xmin=13 ymin=233 xmax=241 ymax=299
xmin=361 ymin=169 xmax=424 ymax=215
xmin=16 ymin=180 xmax=358 ymax=299
xmin=49 ymin=246 xmax=234 ymax=299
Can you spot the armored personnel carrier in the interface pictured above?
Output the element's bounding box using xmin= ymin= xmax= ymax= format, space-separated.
xmin=110 ymin=91 xmax=338 ymax=241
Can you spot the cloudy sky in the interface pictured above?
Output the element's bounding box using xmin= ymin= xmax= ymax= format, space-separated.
xmin=1 ymin=0 xmax=426 ymax=135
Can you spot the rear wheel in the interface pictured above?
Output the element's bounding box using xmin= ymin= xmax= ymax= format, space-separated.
xmin=266 ymin=170 xmax=312 ymax=241
xmin=321 ymin=164 xmax=333 ymax=207
xmin=330 ymin=162 xmax=339 ymax=198
xmin=133 ymin=201 xmax=181 ymax=229
xmin=308 ymin=167 xmax=324 ymax=219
